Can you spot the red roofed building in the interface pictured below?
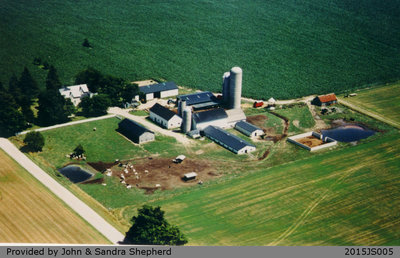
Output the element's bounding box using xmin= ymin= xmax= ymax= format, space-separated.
xmin=312 ymin=93 xmax=338 ymax=106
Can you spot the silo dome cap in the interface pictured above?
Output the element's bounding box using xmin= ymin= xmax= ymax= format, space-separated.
xmin=230 ymin=67 xmax=242 ymax=73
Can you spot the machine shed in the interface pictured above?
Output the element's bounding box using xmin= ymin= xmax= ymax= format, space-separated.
xmin=117 ymin=119 xmax=155 ymax=144
xmin=235 ymin=121 xmax=265 ymax=138
xmin=203 ymin=126 xmax=256 ymax=154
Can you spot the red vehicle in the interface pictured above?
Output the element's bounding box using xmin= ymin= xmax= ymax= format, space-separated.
xmin=253 ymin=101 xmax=264 ymax=108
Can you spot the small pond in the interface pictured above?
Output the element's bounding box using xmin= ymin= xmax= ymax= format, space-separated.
xmin=321 ymin=124 xmax=376 ymax=142
xmin=58 ymin=165 xmax=93 ymax=183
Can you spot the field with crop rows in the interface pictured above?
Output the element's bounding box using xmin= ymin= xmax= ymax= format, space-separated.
xmin=1 ymin=0 xmax=399 ymax=99
xmin=0 ymin=150 xmax=108 ymax=244
xmin=142 ymin=133 xmax=400 ymax=245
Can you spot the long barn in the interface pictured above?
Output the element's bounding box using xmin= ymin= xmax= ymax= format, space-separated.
xmin=203 ymin=126 xmax=256 ymax=154
xmin=117 ymin=119 xmax=155 ymax=144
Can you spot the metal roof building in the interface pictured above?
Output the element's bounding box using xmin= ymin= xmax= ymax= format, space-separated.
xmin=149 ymin=103 xmax=182 ymax=129
xmin=139 ymin=82 xmax=179 ymax=101
xmin=117 ymin=118 xmax=155 ymax=144
xmin=235 ymin=121 xmax=264 ymax=138
xmin=203 ymin=126 xmax=256 ymax=154
xmin=177 ymin=91 xmax=220 ymax=111
xmin=192 ymin=108 xmax=228 ymax=131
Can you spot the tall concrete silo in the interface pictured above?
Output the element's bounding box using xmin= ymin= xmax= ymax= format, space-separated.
xmin=229 ymin=66 xmax=243 ymax=110
xmin=182 ymin=107 xmax=192 ymax=133
xmin=222 ymin=72 xmax=231 ymax=105
xmin=180 ymin=100 xmax=187 ymax=117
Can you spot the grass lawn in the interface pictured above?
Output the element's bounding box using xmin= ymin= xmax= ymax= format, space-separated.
xmin=273 ymin=105 xmax=315 ymax=134
xmin=339 ymin=83 xmax=400 ymax=125
xmin=0 ymin=150 xmax=109 ymax=244
xmin=129 ymin=110 xmax=149 ymax=116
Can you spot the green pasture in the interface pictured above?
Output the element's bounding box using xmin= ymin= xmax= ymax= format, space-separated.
xmin=340 ymin=83 xmax=400 ymax=125
xmin=273 ymin=105 xmax=315 ymax=134
xmin=1 ymin=0 xmax=399 ymax=99
xmin=139 ymin=133 xmax=400 ymax=245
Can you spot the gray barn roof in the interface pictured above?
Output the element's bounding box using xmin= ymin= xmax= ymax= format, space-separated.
xmin=204 ymin=126 xmax=255 ymax=151
xmin=149 ymin=103 xmax=177 ymax=121
xmin=193 ymin=108 xmax=228 ymax=124
xmin=139 ymin=81 xmax=178 ymax=94
xmin=118 ymin=118 xmax=153 ymax=137
xmin=177 ymin=91 xmax=218 ymax=106
xmin=235 ymin=121 xmax=263 ymax=133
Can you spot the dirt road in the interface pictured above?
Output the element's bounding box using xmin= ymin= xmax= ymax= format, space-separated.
xmin=18 ymin=114 xmax=116 ymax=135
xmin=339 ymin=98 xmax=400 ymax=129
xmin=108 ymin=107 xmax=193 ymax=145
xmin=0 ymin=138 xmax=124 ymax=244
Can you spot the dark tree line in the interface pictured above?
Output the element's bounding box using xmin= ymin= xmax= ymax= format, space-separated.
xmin=0 ymin=65 xmax=139 ymax=136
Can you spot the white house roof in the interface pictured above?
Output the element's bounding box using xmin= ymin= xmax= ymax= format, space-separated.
xmin=268 ymin=97 xmax=276 ymax=103
xmin=59 ymin=84 xmax=90 ymax=99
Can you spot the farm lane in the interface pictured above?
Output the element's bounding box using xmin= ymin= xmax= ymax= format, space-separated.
xmin=108 ymin=107 xmax=194 ymax=145
xmin=18 ymin=114 xmax=116 ymax=135
xmin=0 ymin=138 xmax=124 ymax=244
xmin=339 ymin=98 xmax=400 ymax=129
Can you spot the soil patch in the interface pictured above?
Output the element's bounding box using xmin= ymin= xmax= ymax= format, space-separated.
xmin=246 ymin=115 xmax=268 ymax=129
xmin=108 ymin=157 xmax=220 ymax=194
xmin=296 ymin=136 xmax=325 ymax=148
xmin=88 ymin=161 xmax=115 ymax=172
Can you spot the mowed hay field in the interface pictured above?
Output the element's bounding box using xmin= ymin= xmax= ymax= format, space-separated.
xmin=1 ymin=0 xmax=400 ymax=99
xmin=340 ymin=83 xmax=400 ymax=126
xmin=0 ymin=150 xmax=109 ymax=244
xmin=142 ymin=134 xmax=400 ymax=245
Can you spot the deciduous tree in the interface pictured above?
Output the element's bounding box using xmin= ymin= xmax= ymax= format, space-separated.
xmin=123 ymin=205 xmax=188 ymax=246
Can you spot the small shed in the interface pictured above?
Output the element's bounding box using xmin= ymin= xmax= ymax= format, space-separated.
xmin=117 ymin=118 xmax=155 ymax=144
xmin=183 ymin=172 xmax=198 ymax=181
xmin=235 ymin=121 xmax=265 ymax=138
xmin=312 ymin=93 xmax=338 ymax=106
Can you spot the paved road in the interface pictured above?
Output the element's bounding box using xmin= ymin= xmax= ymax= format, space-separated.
xmin=108 ymin=107 xmax=193 ymax=145
xmin=0 ymin=138 xmax=124 ymax=244
xmin=18 ymin=114 xmax=116 ymax=135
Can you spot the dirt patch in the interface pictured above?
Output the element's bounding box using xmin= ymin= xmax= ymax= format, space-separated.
xmin=81 ymin=177 xmax=104 ymax=184
xmin=296 ymin=136 xmax=325 ymax=148
xmin=88 ymin=161 xmax=115 ymax=172
xmin=108 ymin=157 xmax=220 ymax=194
xmin=258 ymin=149 xmax=270 ymax=160
xmin=293 ymin=120 xmax=300 ymax=127
xmin=247 ymin=115 xmax=268 ymax=128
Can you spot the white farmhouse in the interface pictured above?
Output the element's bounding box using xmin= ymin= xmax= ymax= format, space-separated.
xmin=149 ymin=103 xmax=182 ymax=129
xmin=59 ymin=84 xmax=93 ymax=106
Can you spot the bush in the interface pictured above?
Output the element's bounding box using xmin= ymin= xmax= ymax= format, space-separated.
xmin=23 ymin=131 xmax=45 ymax=152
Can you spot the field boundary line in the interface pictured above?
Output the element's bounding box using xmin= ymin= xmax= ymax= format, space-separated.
xmin=18 ymin=114 xmax=116 ymax=135
xmin=0 ymin=138 xmax=124 ymax=244
xmin=338 ymin=98 xmax=400 ymax=129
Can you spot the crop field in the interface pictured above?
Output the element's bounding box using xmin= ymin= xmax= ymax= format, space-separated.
xmin=339 ymin=83 xmax=400 ymax=126
xmin=136 ymin=133 xmax=400 ymax=245
xmin=1 ymin=0 xmax=400 ymax=99
xmin=0 ymin=150 xmax=108 ymax=244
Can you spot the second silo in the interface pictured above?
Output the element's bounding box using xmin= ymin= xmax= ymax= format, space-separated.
xmin=222 ymin=71 xmax=231 ymax=105
xmin=182 ymin=107 xmax=192 ymax=133
xmin=229 ymin=67 xmax=243 ymax=110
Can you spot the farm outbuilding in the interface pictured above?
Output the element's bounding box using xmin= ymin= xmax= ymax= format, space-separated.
xmin=177 ymin=91 xmax=220 ymax=111
xmin=235 ymin=121 xmax=264 ymax=138
xmin=203 ymin=126 xmax=256 ymax=154
xmin=117 ymin=118 xmax=155 ymax=144
xmin=312 ymin=93 xmax=338 ymax=106
xmin=149 ymin=103 xmax=182 ymax=129
xmin=192 ymin=108 xmax=229 ymax=131
xmin=183 ymin=172 xmax=198 ymax=181
xmin=138 ymin=81 xmax=178 ymax=101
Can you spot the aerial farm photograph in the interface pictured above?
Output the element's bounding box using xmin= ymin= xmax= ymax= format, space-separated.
xmin=0 ymin=0 xmax=399 ymax=247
